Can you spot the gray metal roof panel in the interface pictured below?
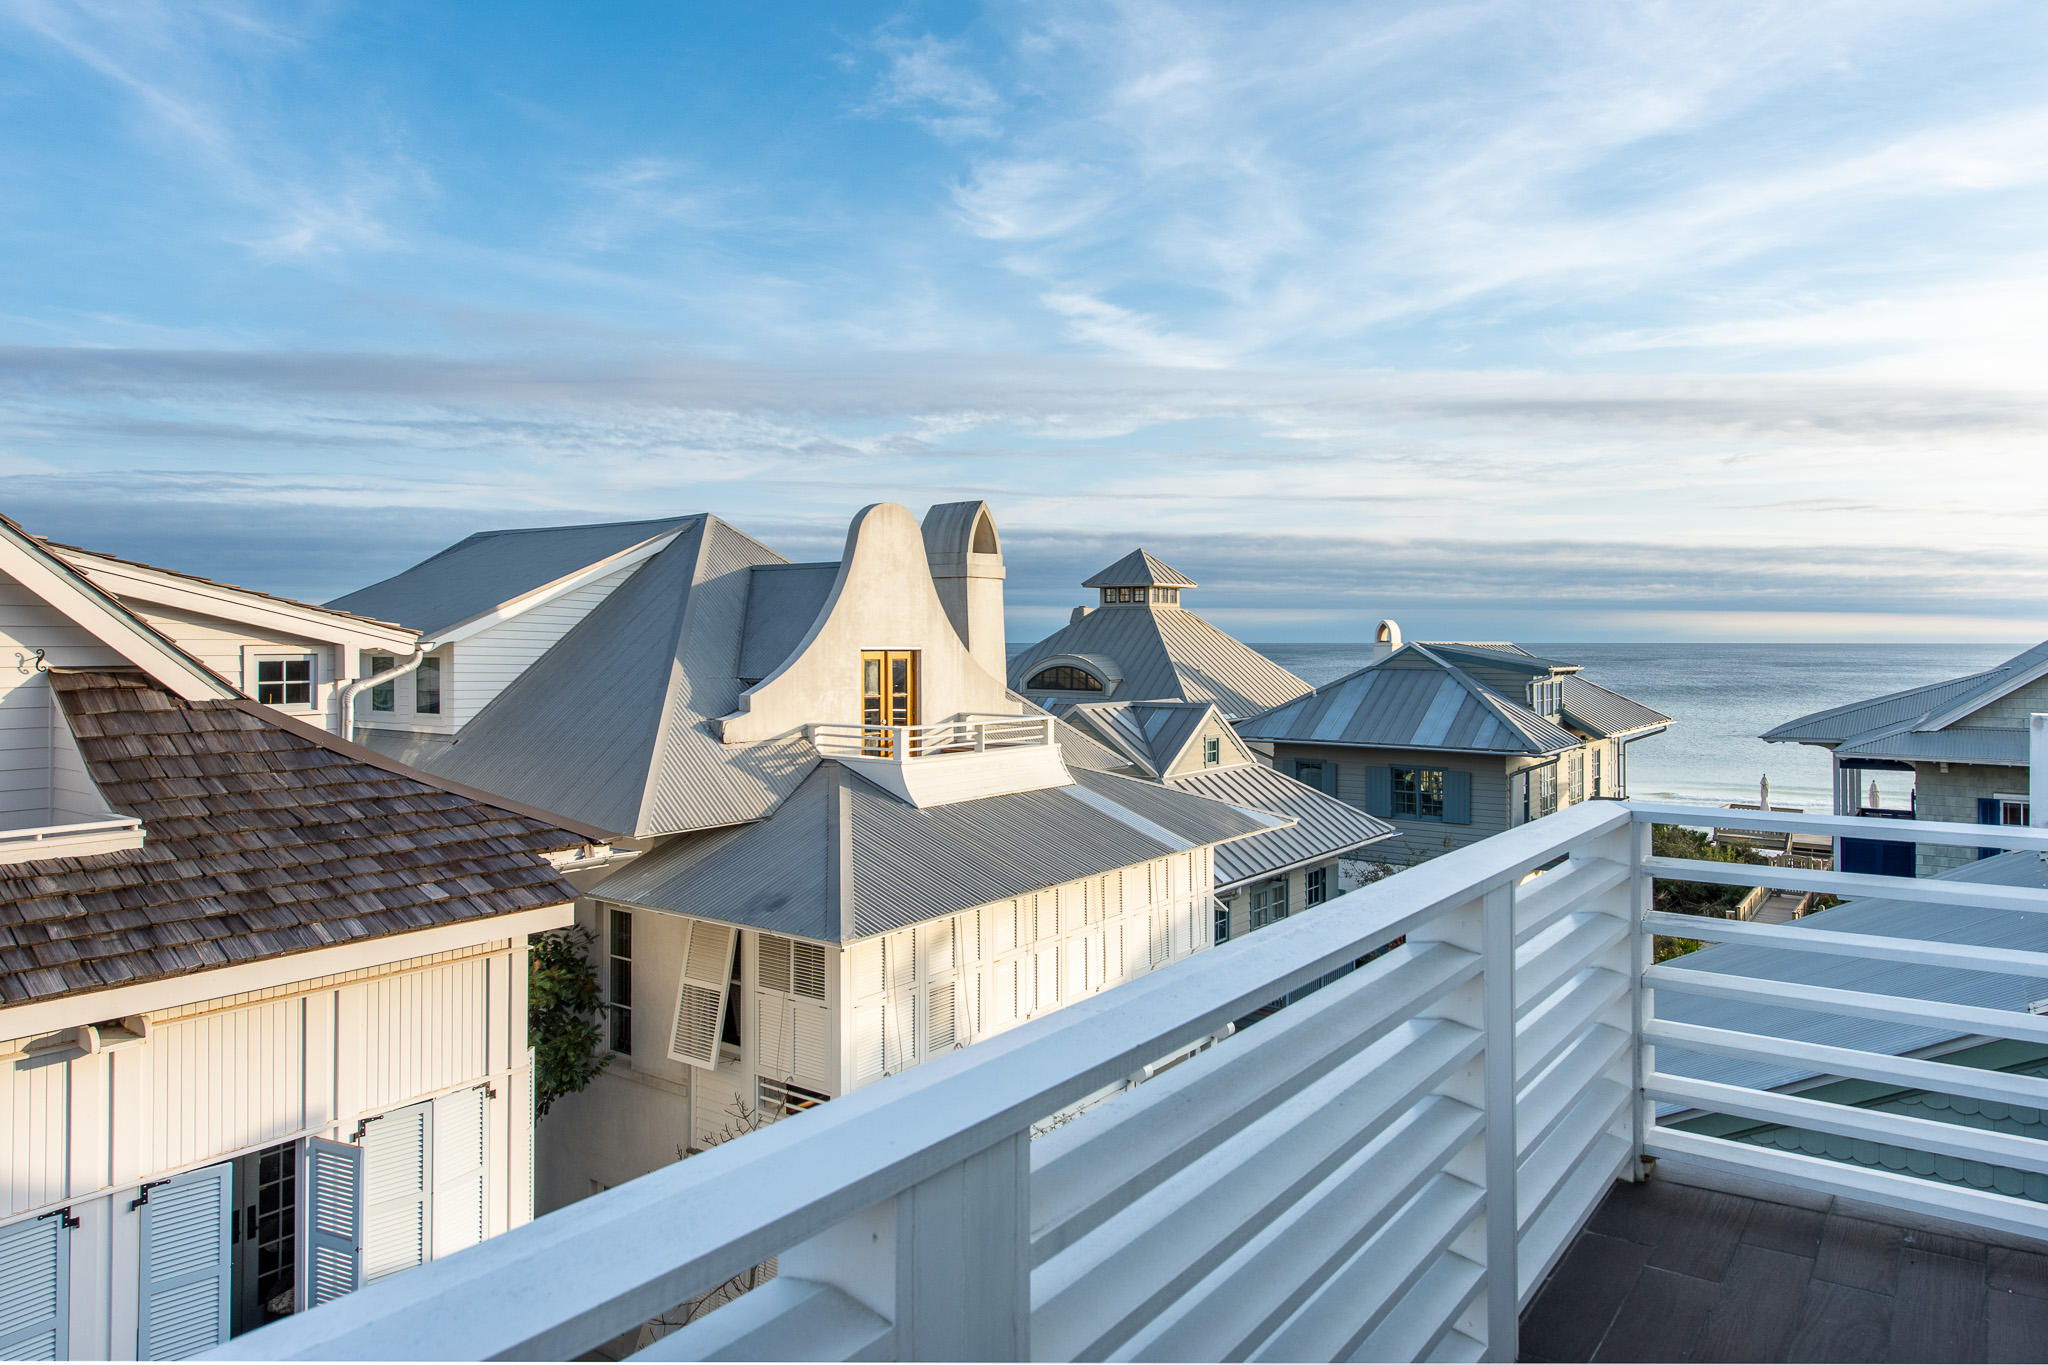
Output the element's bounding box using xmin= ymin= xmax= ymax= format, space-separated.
xmin=1423 ymin=641 xmax=1570 ymax=673
xmin=1081 ymin=549 xmax=1197 ymax=588
xmin=1011 ymin=603 xmax=1311 ymax=719
xmin=1833 ymin=723 xmax=2029 ymax=767
xmin=1067 ymin=766 xmax=1283 ymax=849
xmin=327 ymin=515 xmax=700 ymax=636
xmin=1557 ymin=675 xmax=1672 ymax=739
xmin=1762 ymin=640 xmax=2048 ymax=745
xmin=1237 ymin=646 xmax=1583 ymax=754
xmin=1167 ymin=764 xmax=1395 ymax=888
xmin=737 ymin=563 xmax=837 ymax=682
xmin=1655 ymin=851 xmax=2048 ymax=1095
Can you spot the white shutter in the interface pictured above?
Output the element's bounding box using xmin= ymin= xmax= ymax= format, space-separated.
xmin=995 ymin=900 xmax=1019 ymax=954
xmin=1150 ymin=910 xmax=1171 ymax=965
xmin=137 ymin=1162 xmax=231 ymax=1360
xmin=668 ymin=921 xmax=735 ymax=1070
xmin=925 ymin=918 xmax=955 ymax=975
xmin=361 ymin=1101 xmax=431 ymax=1284
xmin=957 ymin=909 xmax=982 ymax=967
xmin=432 ymin=1088 xmax=488 ymax=1260
xmin=849 ymin=938 xmax=884 ymax=997
xmin=887 ymin=930 xmax=917 ymax=993
xmin=791 ymin=942 xmax=828 ymax=1001
xmin=850 ymin=1001 xmax=887 ymax=1085
xmin=1033 ymin=945 xmax=1061 ymax=1014
xmin=790 ymin=1001 xmax=832 ymax=1089
xmin=300 ymin=1138 xmax=362 ymax=1309
xmin=755 ymin=991 xmax=793 ymax=1077
xmin=927 ymin=980 xmax=958 ymax=1053
xmin=757 ymin=935 xmax=793 ymax=993
xmin=994 ymin=959 xmax=1019 ymax=1028
xmin=0 ymin=1214 xmax=67 ymax=1360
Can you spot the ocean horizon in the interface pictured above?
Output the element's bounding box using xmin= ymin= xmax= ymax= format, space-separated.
xmin=1249 ymin=641 xmax=2026 ymax=811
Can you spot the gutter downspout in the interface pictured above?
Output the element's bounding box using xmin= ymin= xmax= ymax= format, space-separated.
xmin=335 ymin=646 xmax=430 ymax=738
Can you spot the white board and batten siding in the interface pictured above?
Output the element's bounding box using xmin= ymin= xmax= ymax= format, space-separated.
xmin=450 ymin=560 xmax=643 ymax=726
xmin=0 ymin=941 xmax=537 ymax=1360
xmin=0 ymin=566 xmax=127 ymax=828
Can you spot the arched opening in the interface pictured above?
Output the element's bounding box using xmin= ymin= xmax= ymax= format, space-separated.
xmin=1026 ymin=665 xmax=1104 ymax=692
xmin=970 ymin=510 xmax=999 ymax=556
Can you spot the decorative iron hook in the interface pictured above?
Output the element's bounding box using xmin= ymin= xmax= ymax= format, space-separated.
xmin=14 ymin=648 xmax=46 ymax=674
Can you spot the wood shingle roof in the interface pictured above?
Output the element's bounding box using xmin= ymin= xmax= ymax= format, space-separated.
xmin=0 ymin=670 xmax=587 ymax=1007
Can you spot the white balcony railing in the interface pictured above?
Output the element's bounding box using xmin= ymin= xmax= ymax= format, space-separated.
xmin=807 ymin=714 xmax=1054 ymax=761
xmin=215 ymin=802 xmax=2048 ymax=1363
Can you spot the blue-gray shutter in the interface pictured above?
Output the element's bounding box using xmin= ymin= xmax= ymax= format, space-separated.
xmin=1978 ymin=797 xmax=2001 ymax=859
xmin=137 ymin=1163 xmax=231 ymax=1360
xmin=1363 ymin=765 xmax=1393 ymax=818
xmin=1443 ymin=770 xmax=1472 ymax=825
xmin=0 ymin=1213 xmax=68 ymax=1360
xmin=302 ymin=1138 xmax=362 ymax=1308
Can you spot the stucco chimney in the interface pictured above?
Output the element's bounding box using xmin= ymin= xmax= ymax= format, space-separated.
xmin=921 ymin=501 xmax=1008 ymax=679
xmin=1373 ymin=619 xmax=1403 ymax=663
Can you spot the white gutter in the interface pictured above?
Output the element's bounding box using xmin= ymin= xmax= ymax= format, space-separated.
xmin=336 ymin=647 xmax=431 ymax=732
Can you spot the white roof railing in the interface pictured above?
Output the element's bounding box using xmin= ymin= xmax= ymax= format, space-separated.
xmin=807 ymin=713 xmax=1055 ymax=761
xmin=213 ymin=803 xmax=2048 ymax=1363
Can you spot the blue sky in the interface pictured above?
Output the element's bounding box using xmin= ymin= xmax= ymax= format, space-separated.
xmin=4 ymin=1 xmax=2048 ymax=643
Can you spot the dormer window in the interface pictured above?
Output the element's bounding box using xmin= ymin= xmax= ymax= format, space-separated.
xmin=1027 ymin=665 xmax=1103 ymax=692
xmin=1203 ymin=737 xmax=1220 ymax=767
xmin=1527 ymin=677 xmax=1562 ymax=717
xmin=250 ymin=652 xmax=316 ymax=710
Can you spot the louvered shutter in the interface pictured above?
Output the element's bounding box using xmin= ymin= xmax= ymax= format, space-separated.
xmin=758 ymin=935 xmax=793 ymax=993
xmin=927 ymin=980 xmax=958 ymax=1052
xmin=995 ymin=900 xmax=1020 ymax=954
xmin=300 ymin=1138 xmax=362 ymax=1308
xmin=1068 ymin=935 xmax=1090 ymax=998
xmin=432 ymin=1088 xmax=488 ymax=1260
xmin=791 ymin=941 xmax=828 ymax=1000
xmin=755 ymin=991 xmax=793 ymax=1076
xmin=1364 ymin=765 xmax=1393 ymax=817
xmin=1443 ymin=770 xmax=1472 ymax=825
xmin=668 ymin=921 xmax=735 ymax=1070
xmin=361 ymin=1102 xmax=431 ymax=1284
xmin=851 ymin=1001 xmax=887 ymax=1085
xmin=992 ymin=958 xmax=1020 ymax=1029
xmin=925 ymin=918 xmax=955 ymax=975
xmin=0 ymin=1213 xmax=67 ymax=1360
xmin=791 ymin=1001 xmax=831 ymax=1088
xmin=137 ymin=1162 xmax=231 ymax=1360
xmin=1033 ymin=945 xmax=1060 ymax=1013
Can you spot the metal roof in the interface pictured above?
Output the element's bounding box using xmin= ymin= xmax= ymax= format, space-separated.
xmin=1011 ymin=602 xmax=1312 ymax=719
xmin=1166 ymin=763 xmax=1395 ymax=888
xmin=592 ymin=758 xmax=1278 ymax=941
xmin=1057 ymin=699 xmax=1224 ymax=777
xmin=1235 ymin=644 xmax=1584 ymax=755
xmin=1556 ymin=675 xmax=1671 ymax=739
xmin=1422 ymin=641 xmax=1572 ymax=674
xmin=1082 ymin=549 xmax=1196 ymax=588
xmin=1762 ymin=640 xmax=2048 ymax=746
xmin=413 ymin=516 xmax=814 ymax=838
xmin=737 ymin=563 xmax=837 ymax=682
xmin=328 ymin=515 xmax=700 ymax=636
xmin=1656 ymin=851 xmax=2048 ymax=1097
xmin=1833 ymin=723 xmax=2030 ymax=767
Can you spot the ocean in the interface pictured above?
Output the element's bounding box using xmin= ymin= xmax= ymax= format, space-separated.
xmin=1250 ymin=642 xmax=2026 ymax=812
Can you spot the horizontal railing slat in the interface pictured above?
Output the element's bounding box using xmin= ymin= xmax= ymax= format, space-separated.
xmin=1642 ymin=856 xmax=2048 ymax=916
xmin=1629 ymin=801 xmax=2048 ymax=853
xmin=1645 ymin=1071 xmax=2048 ymax=1177
xmin=1641 ymin=910 xmax=2048 ymax=979
xmin=1645 ymin=1019 xmax=2048 ymax=1110
xmin=1647 ymin=965 xmax=2048 ymax=1047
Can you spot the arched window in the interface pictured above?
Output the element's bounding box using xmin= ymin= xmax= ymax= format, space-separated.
xmin=1026 ymin=665 xmax=1104 ymax=692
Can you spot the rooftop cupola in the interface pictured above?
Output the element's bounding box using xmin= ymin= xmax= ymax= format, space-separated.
xmin=921 ymin=500 xmax=1007 ymax=678
xmin=1082 ymin=549 xmax=1196 ymax=608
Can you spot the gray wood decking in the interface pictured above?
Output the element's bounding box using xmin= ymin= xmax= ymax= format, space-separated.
xmin=1520 ymin=1158 xmax=2048 ymax=1363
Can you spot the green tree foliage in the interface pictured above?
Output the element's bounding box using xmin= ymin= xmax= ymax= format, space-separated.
xmin=529 ymin=926 xmax=609 ymax=1118
xmin=1650 ymin=824 xmax=1768 ymax=961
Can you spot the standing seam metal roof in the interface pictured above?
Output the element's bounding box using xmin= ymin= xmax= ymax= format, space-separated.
xmin=1082 ymin=549 xmax=1197 ymax=588
xmin=1556 ymin=675 xmax=1672 ymax=739
xmin=1762 ymin=640 xmax=2048 ymax=745
xmin=1166 ymin=763 xmax=1395 ymax=888
xmin=1235 ymin=646 xmax=1584 ymax=754
xmin=1011 ymin=605 xmax=1312 ymax=719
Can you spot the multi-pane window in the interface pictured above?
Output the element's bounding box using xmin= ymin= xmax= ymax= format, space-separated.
xmin=1391 ymin=767 xmax=1446 ymax=820
xmin=1527 ymin=678 xmax=1562 ymax=717
xmin=1591 ymin=747 xmax=1603 ymax=797
xmin=1249 ymin=877 xmax=1289 ymax=929
xmin=415 ymin=656 xmax=442 ymax=714
xmin=1306 ymin=867 xmax=1328 ymax=907
xmin=366 ymin=653 xmax=396 ymax=712
xmin=1203 ymin=736 xmax=1221 ymax=767
xmin=1568 ymin=752 xmax=1585 ymax=805
xmin=1214 ymin=899 xmax=1231 ymax=943
xmin=254 ymin=655 xmax=314 ymax=707
xmin=1294 ymin=759 xmax=1334 ymax=795
xmin=607 ymin=909 xmax=632 ymax=1055
xmin=1999 ymin=798 xmax=2031 ymax=826
xmin=1026 ymin=665 xmax=1103 ymax=692
xmin=1524 ymin=765 xmax=1559 ymax=823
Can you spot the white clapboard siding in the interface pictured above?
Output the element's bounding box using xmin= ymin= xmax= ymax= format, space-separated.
xmin=669 ymin=922 xmax=734 ymax=1070
xmin=126 ymin=605 xmax=337 ymax=726
xmin=301 ymin=1139 xmax=362 ymax=1308
xmin=0 ymin=567 xmax=128 ymax=826
xmin=360 ymin=1102 xmax=431 ymax=1285
xmin=430 ymin=1088 xmax=488 ymax=1261
xmin=0 ymin=1213 xmax=67 ymax=1361
xmin=136 ymin=1162 xmax=232 ymax=1361
xmin=451 ymin=560 xmax=643 ymax=725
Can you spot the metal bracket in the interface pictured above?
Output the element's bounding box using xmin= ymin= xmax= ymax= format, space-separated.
xmin=14 ymin=648 xmax=47 ymax=675
xmin=483 ymin=1084 xmax=498 ymax=1100
xmin=129 ymin=1180 xmax=169 ymax=1211
xmin=38 ymin=1206 xmax=79 ymax=1229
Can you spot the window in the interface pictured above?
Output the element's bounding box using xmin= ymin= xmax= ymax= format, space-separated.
xmin=607 ymin=909 xmax=632 ymax=1055
xmin=1527 ymin=678 xmax=1562 ymax=717
xmin=1523 ymin=764 xmax=1559 ymax=822
xmin=1101 ymin=588 xmax=1117 ymax=605
xmin=1294 ymin=759 xmax=1335 ymax=795
xmin=860 ymin=650 xmax=918 ymax=752
xmin=1591 ymin=747 xmax=1603 ymax=797
xmin=1250 ymin=877 xmax=1289 ymax=930
xmin=1214 ymin=898 xmax=1231 ymax=943
xmin=757 ymin=1077 xmax=829 ymax=1118
xmin=1306 ymin=867 xmax=1328 ymax=907
xmin=1392 ymin=767 xmax=1446 ymax=820
xmin=254 ymin=654 xmax=315 ymax=708
xmin=1026 ymin=664 xmax=1104 ymax=692
xmin=415 ymin=656 xmax=442 ymax=715
xmin=365 ymin=653 xmax=396 ymax=713
xmin=2000 ymin=797 xmax=2032 ymax=826
xmin=1203 ymin=736 xmax=1221 ymax=767
xmin=1568 ymin=752 xmax=1585 ymax=805
xmin=721 ymin=933 xmax=743 ymax=1050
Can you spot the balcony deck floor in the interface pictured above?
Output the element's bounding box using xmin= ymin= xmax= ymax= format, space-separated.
xmin=1520 ymin=1158 xmax=2048 ymax=1364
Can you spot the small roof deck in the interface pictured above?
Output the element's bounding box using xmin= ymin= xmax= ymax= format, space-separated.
xmin=1521 ymin=1158 xmax=2048 ymax=1363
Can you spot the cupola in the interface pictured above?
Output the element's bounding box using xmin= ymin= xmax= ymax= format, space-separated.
xmin=1081 ymin=549 xmax=1196 ymax=608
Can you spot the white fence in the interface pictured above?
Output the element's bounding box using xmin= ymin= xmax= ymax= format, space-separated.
xmin=213 ymin=802 xmax=2048 ymax=1362
xmin=808 ymin=715 xmax=1054 ymax=760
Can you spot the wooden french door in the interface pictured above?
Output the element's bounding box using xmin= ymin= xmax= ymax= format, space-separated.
xmin=861 ymin=651 xmax=918 ymax=755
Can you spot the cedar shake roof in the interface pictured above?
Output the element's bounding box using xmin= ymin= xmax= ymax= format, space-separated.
xmin=0 ymin=670 xmax=588 ymax=1008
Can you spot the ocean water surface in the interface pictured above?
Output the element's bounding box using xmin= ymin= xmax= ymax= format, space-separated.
xmin=1250 ymin=642 xmax=2025 ymax=811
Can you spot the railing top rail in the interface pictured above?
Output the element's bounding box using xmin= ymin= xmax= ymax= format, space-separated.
xmin=220 ymin=799 xmax=1627 ymax=1362
xmin=0 ymin=815 xmax=145 ymax=843
xmin=1626 ymin=800 xmax=2048 ymax=854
